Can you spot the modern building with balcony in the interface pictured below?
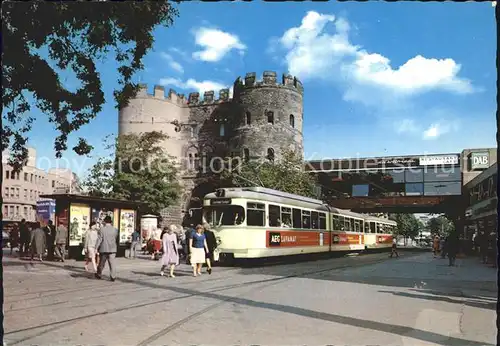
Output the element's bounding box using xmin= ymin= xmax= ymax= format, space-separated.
xmin=2 ymin=148 xmax=77 ymax=223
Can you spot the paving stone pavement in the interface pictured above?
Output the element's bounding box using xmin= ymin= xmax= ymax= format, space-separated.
xmin=2 ymin=250 xmax=496 ymax=346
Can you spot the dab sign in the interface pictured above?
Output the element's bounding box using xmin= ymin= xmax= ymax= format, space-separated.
xmin=470 ymin=152 xmax=490 ymax=170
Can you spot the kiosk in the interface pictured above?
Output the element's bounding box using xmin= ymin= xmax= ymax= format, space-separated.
xmin=40 ymin=194 xmax=144 ymax=259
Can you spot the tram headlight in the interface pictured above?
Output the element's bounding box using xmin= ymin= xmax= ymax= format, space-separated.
xmin=216 ymin=236 xmax=222 ymax=246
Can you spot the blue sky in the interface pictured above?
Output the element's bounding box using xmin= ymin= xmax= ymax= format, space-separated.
xmin=24 ymin=2 xmax=496 ymax=177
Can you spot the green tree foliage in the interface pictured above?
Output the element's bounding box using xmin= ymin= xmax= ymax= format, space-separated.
xmin=426 ymin=215 xmax=455 ymax=236
xmin=2 ymin=1 xmax=178 ymax=171
xmin=221 ymin=149 xmax=319 ymax=198
xmin=82 ymin=132 xmax=181 ymax=214
xmin=389 ymin=214 xmax=424 ymax=243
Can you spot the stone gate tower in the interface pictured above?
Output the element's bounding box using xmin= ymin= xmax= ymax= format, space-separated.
xmin=118 ymin=71 xmax=304 ymax=226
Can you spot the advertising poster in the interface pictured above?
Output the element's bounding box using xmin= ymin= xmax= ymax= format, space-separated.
xmin=119 ymin=209 xmax=135 ymax=244
xmin=56 ymin=208 xmax=69 ymax=229
xmin=140 ymin=216 xmax=158 ymax=244
xmin=36 ymin=200 xmax=56 ymax=226
xmin=91 ymin=207 xmax=115 ymax=229
xmin=69 ymin=204 xmax=91 ymax=246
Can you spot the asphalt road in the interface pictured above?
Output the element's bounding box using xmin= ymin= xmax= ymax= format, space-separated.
xmin=2 ymin=250 xmax=496 ymax=345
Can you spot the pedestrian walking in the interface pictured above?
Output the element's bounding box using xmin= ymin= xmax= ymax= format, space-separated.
xmin=129 ymin=228 xmax=141 ymax=259
xmin=184 ymin=225 xmax=194 ymax=265
xmin=30 ymin=222 xmax=46 ymax=262
xmin=9 ymin=223 xmax=19 ymax=255
xmin=84 ymin=222 xmax=99 ymax=272
xmin=389 ymin=238 xmax=399 ymax=258
xmin=432 ymin=235 xmax=440 ymax=257
xmin=440 ymin=237 xmax=446 ymax=259
xmin=151 ymin=227 xmax=163 ymax=260
xmin=95 ymin=216 xmax=119 ymax=281
xmin=203 ymin=222 xmax=217 ymax=274
xmin=446 ymin=233 xmax=459 ymax=266
xmin=160 ymin=225 xmax=180 ymax=277
xmin=44 ymin=220 xmax=56 ymax=260
xmin=19 ymin=219 xmax=30 ymax=256
xmin=477 ymin=231 xmax=488 ymax=264
xmin=189 ymin=224 xmax=209 ymax=277
xmin=54 ymin=223 xmax=68 ymax=262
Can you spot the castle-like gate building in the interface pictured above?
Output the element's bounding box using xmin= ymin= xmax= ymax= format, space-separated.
xmin=119 ymin=71 xmax=304 ymax=225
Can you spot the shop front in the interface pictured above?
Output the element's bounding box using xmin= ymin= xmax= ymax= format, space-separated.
xmin=463 ymin=163 xmax=497 ymax=241
xmin=40 ymin=194 xmax=143 ymax=259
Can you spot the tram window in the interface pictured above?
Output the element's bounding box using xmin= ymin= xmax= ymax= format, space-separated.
xmin=311 ymin=211 xmax=319 ymax=229
xmin=269 ymin=204 xmax=280 ymax=227
xmin=319 ymin=213 xmax=326 ymax=230
xmin=204 ymin=205 xmax=245 ymax=226
xmin=247 ymin=202 xmax=265 ymax=226
xmin=332 ymin=215 xmax=340 ymax=230
xmin=302 ymin=210 xmax=311 ymax=229
xmin=292 ymin=208 xmax=302 ymax=228
xmin=338 ymin=215 xmax=345 ymax=231
xmin=281 ymin=207 xmax=292 ymax=227
xmin=344 ymin=218 xmax=352 ymax=232
xmin=377 ymin=224 xmax=384 ymax=234
xmin=370 ymin=222 xmax=376 ymax=233
xmin=364 ymin=222 xmax=369 ymax=233
xmin=354 ymin=220 xmax=361 ymax=233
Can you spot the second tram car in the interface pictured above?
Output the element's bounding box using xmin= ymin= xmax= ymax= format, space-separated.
xmin=202 ymin=187 xmax=396 ymax=262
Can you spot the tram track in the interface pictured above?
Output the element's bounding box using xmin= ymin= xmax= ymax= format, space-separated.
xmin=136 ymin=253 xmax=398 ymax=345
xmin=5 ymin=253 xmax=398 ymax=345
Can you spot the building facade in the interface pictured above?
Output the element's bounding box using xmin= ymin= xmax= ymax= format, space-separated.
xmin=2 ymin=148 xmax=76 ymax=222
xmin=463 ymin=162 xmax=497 ymax=239
xmin=460 ymin=148 xmax=497 ymax=185
xmin=119 ymin=71 xmax=304 ymax=225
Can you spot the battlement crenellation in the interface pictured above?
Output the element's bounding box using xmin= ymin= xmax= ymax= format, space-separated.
xmin=234 ymin=71 xmax=303 ymax=94
xmin=136 ymin=84 xmax=232 ymax=106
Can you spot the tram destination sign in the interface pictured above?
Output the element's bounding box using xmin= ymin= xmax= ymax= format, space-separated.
xmin=210 ymin=198 xmax=232 ymax=205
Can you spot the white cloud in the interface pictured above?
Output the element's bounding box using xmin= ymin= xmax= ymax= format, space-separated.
xmin=275 ymin=11 xmax=475 ymax=98
xmin=421 ymin=120 xmax=459 ymax=140
xmin=422 ymin=124 xmax=442 ymax=139
xmin=395 ymin=119 xmax=418 ymax=134
xmin=160 ymin=53 xmax=184 ymax=74
xmin=158 ymin=77 xmax=232 ymax=96
xmin=192 ymin=27 xmax=246 ymax=62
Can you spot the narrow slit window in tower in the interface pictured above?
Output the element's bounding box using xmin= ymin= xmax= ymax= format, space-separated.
xmin=267 ymin=111 xmax=274 ymax=124
xmin=188 ymin=153 xmax=193 ymax=170
xmin=267 ymin=148 xmax=275 ymax=162
xmin=243 ymin=148 xmax=250 ymax=162
xmin=289 ymin=114 xmax=295 ymax=128
xmin=246 ymin=112 xmax=251 ymax=125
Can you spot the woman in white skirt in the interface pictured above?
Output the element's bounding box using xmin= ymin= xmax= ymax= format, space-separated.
xmin=189 ymin=224 xmax=209 ymax=277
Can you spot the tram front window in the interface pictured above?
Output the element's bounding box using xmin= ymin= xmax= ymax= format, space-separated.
xmin=204 ymin=206 xmax=245 ymax=226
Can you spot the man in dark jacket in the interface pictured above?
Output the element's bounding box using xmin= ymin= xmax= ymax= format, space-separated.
xmin=44 ymin=220 xmax=56 ymax=260
xmin=184 ymin=224 xmax=194 ymax=265
xmin=446 ymin=234 xmax=460 ymax=266
xmin=19 ymin=219 xmax=30 ymax=256
xmin=203 ymin=222 xmax=217 ymax=274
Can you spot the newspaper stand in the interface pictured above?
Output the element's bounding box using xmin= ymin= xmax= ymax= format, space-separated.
xmin=39 ymin=194 xmax=143 ymax=260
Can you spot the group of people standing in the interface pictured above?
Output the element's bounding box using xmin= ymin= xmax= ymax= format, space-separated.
xmin=140 ymin=222 xmax=217 ymax=278
xmin=9 ymin=219 xmax=67 ymax=262
xmin=432 ymin=233 xmax=460 ymax=266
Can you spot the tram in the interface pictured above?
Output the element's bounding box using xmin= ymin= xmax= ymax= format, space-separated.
xmin=202 ymin=187 xmax=396 ymax=262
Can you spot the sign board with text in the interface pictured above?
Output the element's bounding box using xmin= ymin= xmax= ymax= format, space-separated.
xmin=469 ymin=152 xmax=490 ymax=170
xmin=418 ymin=155 xmax=459 ymax=166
